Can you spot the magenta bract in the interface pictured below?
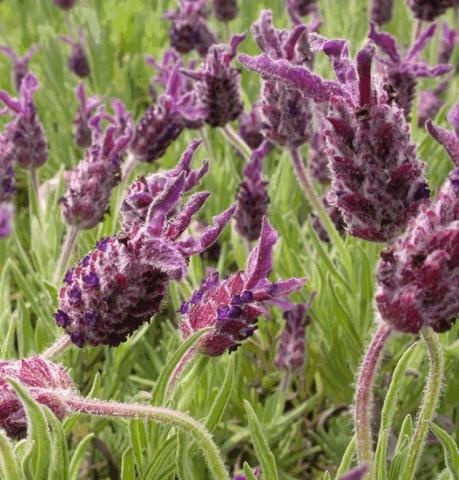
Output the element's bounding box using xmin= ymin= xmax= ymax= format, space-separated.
xmin=427 ymin=101 xmax=459 ymax=165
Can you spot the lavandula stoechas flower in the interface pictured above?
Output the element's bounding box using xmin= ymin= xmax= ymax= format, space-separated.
xmin=370 ymin=0 xmax=394 ymax=25
xmin=164 ymin=0 xmax=217 ymax=57
xmin=234 ymin=141 xmax=270 ymax=242
xmin=213 ymin=0 xmax=238 ymax=22
xmin=73 ymin=82 xmax=102 ymax=148
xmin=55 ymin=141 xmax=235 ymax=347
xmin=60 ymin=101 xmax=134 ymax=230
xmin=54 ymin=0 xmax=77 ymax=9
xmin=121 ymin=139 xmax=209 ymax=231
xmin=180 ymin=218 xmax=305 ymax=356
xmin=182 ymin=34 xmax=245 ymax=128
xmin=0 ymin=73 xmax=48 ymax=171
xmin=238 ymin=103 xmax=265 ymax=150
xmin=239 ymin=39 xmax=430 ymax=242
xmin=407 ymin=0 xmax=453 ymax=21
xmin=369 ymin=23 xmax=451 ymax=120
xmin=0 ymin=356 xmax=74 ymax=438
xmin=59 ymin=31 xmax=90 ymax=78
xmin=0 ymin=44 xmax=40 ymax=91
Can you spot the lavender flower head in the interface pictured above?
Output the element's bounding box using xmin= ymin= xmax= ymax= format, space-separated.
xmin=370 ymin=0 xmax=394 ymax=25
xmin=60 ymin=31 xmax=90 ymax=78
xmin=55 ymin=142 xmax=235 ymax=347
xmin=182 ymin=34 xmax=245 ymax=128
xmin=0 ymin=73 xmax=48 ymax=170
xmin=180 ymin=218 xmax=305 ymax=356
xmin=60 ymin=101 xmax=134 ymax=230
xmin=164 ymin=0 xmax=217 ymax=57
xmin=0 ymin=202 xmax=13 ymax=238
xmin=54 ymin=0 xmax=77 ymax=9
xmin=73 ymin=82 xmax=103 ymax=148
xmin=0 ymin=44 xmax=40 ymax=91
xmin=235 ymin=141 xmax=270 ymax=242
xmin=239 ymin=103 xmax=265 ymax=150
xmin=369 ymin=23 xmax=451 ymax=119
xmin=0 ymin=356 xmax=74 ymax=438
xmin=213 ymin=0 xmax=238 ymax=22
xmin=121 ymin=139 xmax=209 ymax=231
xmin=239 ymin=39 xmax=430 ymax=242
xmin=407 ymin=0 xmax=453 ymax=21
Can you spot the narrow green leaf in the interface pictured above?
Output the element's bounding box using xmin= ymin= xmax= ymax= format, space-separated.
xmin=69 ymin=434 xmax=95 ymax=480
xmin=242 ymin=462 xmax=258 ymax=480
xmin=45 ymin=408 xmax=69 ymax=480
xmin=335 ymin=436 xmax=356 ymax=479
xmin=120 ymin=448 xmax=135 ymax=480
xmin=430 ymin=423 xmax=459 ymax=480
xmin=0 ymin=430 xmax=21 ymax=480
xmin=176 ymin=431 xmax=193 ymax=480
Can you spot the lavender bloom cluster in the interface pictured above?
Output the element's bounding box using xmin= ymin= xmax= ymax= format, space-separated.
xmin=0 ymin=44 xmax=40 ymax=91
xmin=54 ymin=0 xmax=77 ymax=9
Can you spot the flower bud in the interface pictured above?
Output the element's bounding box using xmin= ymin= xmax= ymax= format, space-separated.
xmin=60 ymin=32 xmax=90 ymax=78
xmin=54 ymin=0 xmax=77 ymax=9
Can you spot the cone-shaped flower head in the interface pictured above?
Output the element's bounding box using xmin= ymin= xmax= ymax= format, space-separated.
xmin=239 ymin=103 xmax=265 ymax=150
xmin=55 ymin=142 xmax=235 ymax=347
xmin=0 ymin=44 xmax=40 ymax=91
xmin=60 ymin=31 xmax=90 ymax=78
xmin=121 ymin=139 xmax=209 ymax=231
xmin=235 ymin=141 xmax=270 ymax=241
xmin=376 ymin=166 xmax=459 ymax=333
xmin=239 ymin=38 xmax=430 ymax=242
xmin=164 ymin=0 xmax=217 ymax=56
xmin=407 ymin=0 xmax=453 ymax=21
xmin=54 ymin=0 xmax=77 ymax=9
xmin=73 ymin=82 xmax=103 ymax=148
xmin=182 ymin=34 xmax=245 ymax=128
xmin=426 ymin=101 xmax=459 ymax=164
xmin=0 ymin=356 xmax=74 ymax=438
xmin=180 ymin=218 xmax=306 ymax=356
xmin=0 ymin=73 xmax=48 ymax=170
xmin=370 ymin=0 xmax=394 ymax=25
xmin=60 ymin=101 xmax=134 ymax=230
xmin=286 ymin=0 xmax=318 ymax=17
xmin=275 ymin=301 xmax=312 ymax=371
xmin=368 ymin=23 xmax=451 ymax=119
xmin=213 ymin=0 xmax=238 ymax=22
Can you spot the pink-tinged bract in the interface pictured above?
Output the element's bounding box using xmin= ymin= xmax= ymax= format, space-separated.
xmin=0 ymin=44 xmax=40 ymax=91
xmin=426 ymin=101 xmax=459 ymax=165
xmin=239 ymin=103 xmax=265 ymax=150
xmin=60 ymin=31 xmax=90 ymax=78
xmin=213 ymin=0 xmax=238 ymax=22
xmin=407 ymin=0 xmax=453 ymax=21
xmin=0 ymin=356 xmax=74 ymax=438
xmin=73 ymin=82 xmax=103 ymax=148
xmin=370 ymin=0 xmax=394 ymax=25
xmin=180 ymin=218 xmax=305 ymax=356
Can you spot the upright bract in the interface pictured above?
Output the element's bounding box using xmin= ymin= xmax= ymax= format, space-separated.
xmin=213 ymin=0 xmax=238 ymax=22
xmin=407 ymin=0 xmax=453 ymax=21
xmin=60 ymin=31 xmax=90 ymax=78
xmin=180 ymin=218 xmax=305 ymax=356
xmin=370 ymin=0 xmax=394 ymax=25
xmin=0 ymin=44 xmax=40 ymax=91
xmin=73 ymin=82 xmax=103 ymax=148
xmin=55 ymin=141 xmax=235 ymax=347
xmin=60 ymin=100 xmax=134 ymax=230
xmin=426 ymin=101 xmax=459 ymax=164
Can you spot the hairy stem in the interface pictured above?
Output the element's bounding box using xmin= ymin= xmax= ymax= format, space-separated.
xmin=355 ymin=323 xmax=392 ymax=477
xmin=220 ymin=125 xmax=252 ymax=161
xmin=53 ymin=225 xmax=79 ymax=284
xmin=41 ymin=335 xmax=72 ymax=360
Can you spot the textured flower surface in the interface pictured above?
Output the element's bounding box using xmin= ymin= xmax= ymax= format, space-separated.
xmin=73 ymin=82 xmax=103 ymax=148
xmin=60 ymin=32 xmax=90 ymax=78
xmin=55 ymin=142 xmax=235 ymax=347
xmin=376 ymin=166 xmax=459 ymax=334
xmin=180 ymin=218 xmax=305 ymax=356
xmin=0 ymin=356 xmax=74 ymax=438
xmin=239 ymin=103 xmax=265 ymax=150
xmin=0 ymin=73 xmax=48 ymax=170
xmin=370 ymin=0 xmax=394 ymax=25
xmin=426 ymin=101 xmax=459 ymax=164
xmin=60 ymin=100 xmax=133 ymax=230
xmin=235 ymin=141 xmax=270 ymax=241
xmin=213 ymin=0 xmax=238 ymax=22
xmin=407 ymin=0 xmax=453 ymax=21
xmin=0 ymin=44 xmax=40 ymax=91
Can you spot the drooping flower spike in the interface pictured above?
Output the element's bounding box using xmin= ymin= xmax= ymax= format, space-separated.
xmin=407 ymin=0 xmax=453 ymax=21
xmin=73 ymin=82 xmax=103 ymax=148
xmin=180 ymin=217 xmax=306 ymax=356
xmin=368 ymin=22 xmax=451 ymax=119
xmin=60 ymin=101 xmax=134 ymax=231
xmin=426 ymin=101 xmax=459 ymax=164
xmin=213 ymin=0 xmax=239 ymax=22
xmin=238 ymin=103 xmax=265 ymax=150
xmin=59 ymin=30 xmax=90 ymax=78
xmin=121 ymin=139 xmax=209 ymax=230
xmin=370 ymin=0 xmax=394 ymax=25
xmin=0 ymin=44 xmax=41 ymax=91
xmin=0 ymin=72 xmax=48 ymax=170
xmin=181 ymin=34 xmax=245 ymax=128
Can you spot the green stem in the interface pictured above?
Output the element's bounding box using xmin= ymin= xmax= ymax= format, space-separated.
xmin=403 ymin=327 xmax=444 ymax=480
xmin=53 ymin=225 xmax=79 ymax=284
xmin=220 ymin=125 xmax=252 ymax=161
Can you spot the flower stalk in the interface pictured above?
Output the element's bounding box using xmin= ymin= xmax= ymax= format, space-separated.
xmin=221 ymin=125 xmax=252 ymax=161
xmin=41 ymin=335 xmax=73 ymax=359
xmin=53 ymin=225 xmax=79 ymax=284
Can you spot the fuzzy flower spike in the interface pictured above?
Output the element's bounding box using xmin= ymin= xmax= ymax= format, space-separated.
xmin=368 ymin=22 xmax=451 ymax=120
xmin=180 ymin=217 xmax=305 ymax=356
xmin=59 ymin=30 xmax=90 ymax=78
xmin=239 ymin=37 xmax=429 ymax=242
xmin=55 ymin=141 xmax=235 ymax=347
xmin=370 ymin=0 xmax=394 ymax=25
xmin=73 ymin=82 xmax=103 ymax=148
xmin=0 ymin=44 xmax=40 ymax=91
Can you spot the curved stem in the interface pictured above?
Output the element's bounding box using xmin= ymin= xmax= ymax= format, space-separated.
xmin=41 ymin=335 xmax=72 ymax=359
xmin=64 ymin=396 xmax=229 ymax=480
xmin=403 ymin=327 xmax=444 ymax=480
xmin=354 ymin=323 xmax=392 ymax=477
xmin=220 ymin=125 xmax=252 ymax=161
xmin=53 ymin=225 xmax=79 ymax=284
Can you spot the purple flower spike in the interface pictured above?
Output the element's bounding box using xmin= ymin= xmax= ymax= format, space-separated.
xmin=369 ymin=22 xmax=451 ymax=119
xmin=56 ymin=142 xmax=234 ymax=347
xmin=182 ymin=34 xmax=245 ymax=128
xmin=235 ymin=141 xmax=270 ymax=241
xmin=0 ymin=73 xmax=48 ymax=170
xmin=54 ymin=0 xmax=77 ymax=9
xmin=60 ymin=101 xmax=134 ymax=230
xmin=0 ymin=44 xmax=40 ymax=91
xmin=164 ymin=0 xmax=217 ymax=57
xmin=0 ymin=356 xmax=74 ymax=438
xmin=180 ymin=217 xmax=306 ymax=356
xmin=73 ymin=82 xmax=103 ymax=148
xmin=407 ymin=0 xmax=453 ymax=21
xmin=0 ymin=202 xmax=13 ymax=239
xmin=239 ymin=103 xmax=265 ymax=150
xmin=213 ymin=0 xmax=238 ymax=22
xmin=370 ymin=0 xmax=394 ymax=25
xmin=339 ymin=465 xmax=368 ymax=480
xmin=427 ymin=101 xmax=459 ymax=165
xmin=275 ymin=301 xmax=312 ymax=372
xmin=376 ymin=166 xmax=459 ymax=334
xmin=60 ymin=31 xmax=90 ymax=78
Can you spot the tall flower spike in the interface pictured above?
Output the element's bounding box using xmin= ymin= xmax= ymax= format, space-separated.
xmin=0 ymin=73 xmax=48 ymax=170
xmin=376 ymin=165 xmax=459 ymax=334
xmin=0 ymin=356 xmax=75 ymax=438
xmin=180 ymin=218 xmax=306 ymax=356
xmin=59 ymin=31 xmax=90 ymax=78
xmin=213 ymin=0 xmax=238 ymax=22
xmin=121 ymin=139 xmax=209 ymax=230
xmin=182 ymin=34 xmax=245 ymax=128
xmin=73 ymin=82 xmax=103 ymax=148
xmin=164 ymin=0 xmax=217 ymax=57
xmin=370 ymin=0 xmax=394 ymax=25
xmin=239 ymin=103 xmax=265 ymax=150
xmin=407 ymin=0 xmax=453 ymax=21
xmin=426 ymin=101 xmax=459 ymax=164
xmin=235 ymin=141 xmax=270 ymax=242
xmin=60 ymin=100 xmax=134 ymax=230
xmin=55 ymin=142 xmax=235 ymax=347
xmin=368 ymin=22 xmax=451 ymax=119
xmin=54 ymin=0 xmax=77 ymax=9
xmin=0 ymin=44 xmax=40 ymax=91
xmin=239 ymin=39 xmax=430 ymax=242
